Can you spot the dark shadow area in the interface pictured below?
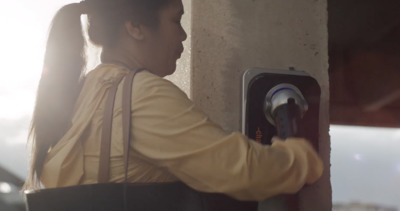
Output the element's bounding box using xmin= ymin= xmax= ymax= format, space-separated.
xmin=329 ymin=0 xmax=400 ymax=127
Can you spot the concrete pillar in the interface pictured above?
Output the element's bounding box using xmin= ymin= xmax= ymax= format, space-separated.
xmin=191 ymin=1 xmax=331 ymax=210
xmin=166 ymin=0 xmax=192 ymax=96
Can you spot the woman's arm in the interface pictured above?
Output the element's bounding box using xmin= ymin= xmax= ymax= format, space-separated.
xmin=130 ymin=71 xmax=323 ymax=201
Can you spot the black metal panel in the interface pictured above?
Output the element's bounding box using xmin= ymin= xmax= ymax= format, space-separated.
xmin=244 ymin=70 xmax=321 ymax=150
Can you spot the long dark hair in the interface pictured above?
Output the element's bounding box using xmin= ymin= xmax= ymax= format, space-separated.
xmin=25 ymin=0 xmax=172 ymax=190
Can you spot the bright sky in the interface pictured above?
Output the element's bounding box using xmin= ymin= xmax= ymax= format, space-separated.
xmin=0 ymin=0 xmax=79 ymax=178
xmin=0 ymin=1 xmax=399 ymax=210
xmin=331 ymin=125 xmax=400 ymax=209
xmin=0 ymin=1 xmax=80 ymax=120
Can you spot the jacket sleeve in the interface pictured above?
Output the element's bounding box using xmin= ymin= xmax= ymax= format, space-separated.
xmin=130 ymin=72 xmax=323 ymax=201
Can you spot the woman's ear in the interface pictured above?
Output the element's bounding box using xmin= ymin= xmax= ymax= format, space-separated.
xmin=124 ymin=21 xmax=145 ymax=41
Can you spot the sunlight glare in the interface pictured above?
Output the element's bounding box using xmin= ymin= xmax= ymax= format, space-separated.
xmin=0 ymin=2 xmax=46 ymax=119
xmin=0 ymin=0 xmax=83 ymax=120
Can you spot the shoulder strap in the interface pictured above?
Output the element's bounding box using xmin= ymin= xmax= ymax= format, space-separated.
xmin=98 ymin=76 xmax=124 ymax=183
xmin=98 ymin=69 xmax=142 ymax=183
xmin=121 ymin=70 xmax=139 ymax=182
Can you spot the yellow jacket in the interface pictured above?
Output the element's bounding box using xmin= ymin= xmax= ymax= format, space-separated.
xmin=41 ymin=64 xmax=323 ymax=201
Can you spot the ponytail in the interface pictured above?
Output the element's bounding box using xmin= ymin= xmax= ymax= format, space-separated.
xmin=25 ymin=3 xmax=86 ymax=190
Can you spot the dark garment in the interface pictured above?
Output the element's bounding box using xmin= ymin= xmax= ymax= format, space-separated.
xmin=25 ymin=182 xmax=257 ymax=211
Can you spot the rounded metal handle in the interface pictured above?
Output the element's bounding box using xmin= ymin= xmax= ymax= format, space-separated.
xmin=264 ymin=83 xmax=308 ymax=126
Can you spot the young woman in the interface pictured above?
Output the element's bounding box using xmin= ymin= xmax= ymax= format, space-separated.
xmin=26 ymin=0 xmax=323 ymax=202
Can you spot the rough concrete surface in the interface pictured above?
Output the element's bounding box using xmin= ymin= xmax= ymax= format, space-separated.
xmin=191 ymin=0 xmax=331 ymax=210
xmin=165 ymin=0 xmax=192 ymax=97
